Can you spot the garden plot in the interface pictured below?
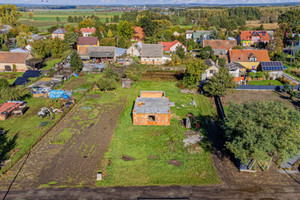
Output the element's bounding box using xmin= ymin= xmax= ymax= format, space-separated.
xmin=0 ymin=92 xmax=126 ymax=189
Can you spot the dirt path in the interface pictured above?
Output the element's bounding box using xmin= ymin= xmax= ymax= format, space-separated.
xmin=0 ymin=94 xmax=125 ymax=189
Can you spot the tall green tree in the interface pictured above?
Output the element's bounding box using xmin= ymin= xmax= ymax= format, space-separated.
xmin=203 ymin=67 xmax=236 ymax=96
xmin=223 ymin=101 xmax=300 ymax=169
xmin=117 ymin=20 xmax=133 ymax=39
xmin=50 ymin=37 xmax=67 ymax=58
xmin=175 ymin=45 xmax=186 ymax=59
xmin=64 ymin=32 xmax=78 ymax=49
xmin=31 ymin=40 xmax=50 ymax=59
xmin=70 ymin=50 xmax=83 ymax=72
xmin=0 ymin=4 xmax=22 ymax=27
xmin=183 ymin=59 xmax=208 ymax=86
xmin=199 ymin=46 xmax=214 ymax=60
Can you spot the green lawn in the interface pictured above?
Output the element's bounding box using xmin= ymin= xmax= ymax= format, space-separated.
xmin=0 ymin=97 xmax=63 ymax=173
xmin=247 ymin=80 xmax=283 ymax=86
xmin=97 ymin=81 xmax=220 ymax=186
xmin=0 ymin=72 xmax=24 ymax=85
xmin=0 ymin=75 xmax=98 ymax=174
xmin=42 ymin=58 xmax=62 ymax=70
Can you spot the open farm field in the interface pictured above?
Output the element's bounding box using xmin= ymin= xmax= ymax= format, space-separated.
xmin=246 ymin=20 xmax=279 ymax=29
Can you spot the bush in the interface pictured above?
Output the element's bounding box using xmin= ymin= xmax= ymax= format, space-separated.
xmin=0 ymin=78 xmax=9 ymax=89
xmin=104 ymin=68 xmax=120 ymax=81
xmin=96 ymin=78 xmax=117 ymax=91
xmin=124 ymin=64 xmax=148 ymax=81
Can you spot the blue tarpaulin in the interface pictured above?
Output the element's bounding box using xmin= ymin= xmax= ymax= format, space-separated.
xmin=49 ymin=90 xmax=72 ymax=99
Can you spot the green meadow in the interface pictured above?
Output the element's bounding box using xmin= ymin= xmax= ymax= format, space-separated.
xmin=97 ymin=81 xmax=220 ymax=186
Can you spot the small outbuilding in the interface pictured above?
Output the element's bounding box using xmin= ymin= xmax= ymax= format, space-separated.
xmin=132 ymin=91 xmax=173 ymax=126
xmin=0 ymin=101 xmax=27 ymax=120
xmin=122 ymin=78 xmax=133 ymax=88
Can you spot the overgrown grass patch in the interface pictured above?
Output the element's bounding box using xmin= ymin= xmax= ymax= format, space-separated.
xmin=97 ymin=81 xmax=220 ymax=186
xmin=247 ymin=80 xmax=283 ymax=86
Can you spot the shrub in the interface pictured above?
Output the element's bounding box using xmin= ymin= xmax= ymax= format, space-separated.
xmin=12 ymin=64 xmax=17 ymax=72
xmin=104 ymin=68 xmax=120 ymax=81
xmin=124 ymin=64 xmax=147 ymax=81
xmin=96 ymin=78 xmax=117 ymax=91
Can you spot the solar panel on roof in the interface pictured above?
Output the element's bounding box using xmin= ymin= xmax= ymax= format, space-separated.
xmin=13 ymin=77 xmax=29 ymax=85
xmin=22 ymin=70 xmax=41 ymax=78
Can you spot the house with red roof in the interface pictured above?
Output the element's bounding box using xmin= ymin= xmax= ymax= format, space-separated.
xmin=77 ymin=37 xmax=99 ymax=51
xmin=80 ymin=27 xmax=96 ymax=37
xmin=131 ymin=27 xmax=146 ymax=41
xmin=203 ymin=39 xmax=237 ymax=56
xmin=228 ymin=49 xmax=270 ymax=70
xmin=158 ymin=40 xmax=187 ymax=54
xmin=237 ymin=31 xmax=270 ymax=47
xmin=0 ymin=52 xmax=33 ymax=72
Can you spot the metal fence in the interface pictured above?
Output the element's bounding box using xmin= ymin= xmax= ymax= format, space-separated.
xmin=235 ymin=85 xmax=300 ymax=91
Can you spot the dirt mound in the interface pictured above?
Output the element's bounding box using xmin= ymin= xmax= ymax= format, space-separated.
xmin=168 ymin=159 xmax=182 ymax=167
xmin=122 ymin=155 xmax=135 ymax=161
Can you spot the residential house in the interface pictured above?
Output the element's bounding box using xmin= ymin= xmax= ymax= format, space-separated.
xmin=77 ymin=37 xmax=99 ymax=51
xmin=132 ymin=91 xmax=173 ymax=126
xmin=237 ymin=31 xmax=270 ymax=47
xmin=185 ymin=30 xmax=194 ymax=39
xmin=80 ymin=27 xmax=96 ymax=37
xmin=0 ymin=52 xmax=33 ymax=72
xmin=10 ymin=44 xmax=32 ymax=53
xmin=131 ymin=26 xmax=146 ymax=41
xmin=201 ymin=59 xmax=219 ymax=81
xmin=127 ymin=44 xmax=141 ymax=57
xmin=52 ymin=27 xmax=67 ymax=40
xmin=225 ymin=62 xmax=245 ymax=77
xmin=0 ymin=25 xmax=12 ymax=34
xmin=257 ymin=61 xmax=284 ymax=79
xmin=79 ymin=46 xmax=116 ymax=63
xmin=228 ymin=49 xmax=270 ymax=70
xmin=203 ymin=39 xmax=237 ymax=56
xmin=186 ymin=30 xmax=211 ymax=44
xmin=158 ymin=40 xmax=187 ymax=54
xmin=140 ymin=44 xmax=163 ymax=65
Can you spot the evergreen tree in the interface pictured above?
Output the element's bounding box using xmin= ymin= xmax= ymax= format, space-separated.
xmin=70 ymin=50 xmax=83 ymax=72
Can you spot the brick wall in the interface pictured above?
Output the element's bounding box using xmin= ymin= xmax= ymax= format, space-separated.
xmin=140 ymin=91 xmax=165 ymax=98
xmin=132 ymin=112 xmax=171 ymax=126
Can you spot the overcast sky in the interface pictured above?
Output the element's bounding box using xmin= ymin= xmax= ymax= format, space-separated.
xmin=2 ymin=0 xmax=299 ymax=5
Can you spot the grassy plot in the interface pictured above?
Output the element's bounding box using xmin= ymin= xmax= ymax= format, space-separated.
xmin=97 ymin=81 xmax=220 ymax=186
xmin=0 ymin=97 xmax=63 ymax=173
xmin=42 ymin=58 xmax=62 ymax=70
xmin=0 ymin=72 xmax=23 ymax=85
xmin=247 ymin=80 xmax=283 ymax=86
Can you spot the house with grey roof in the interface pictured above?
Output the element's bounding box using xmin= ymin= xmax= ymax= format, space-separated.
xmin=52 ymin=27 xmax=67 ymax=40
xmin=140 ymin=44 xmax=163 ymax=65
xmin=132 ymin=91 xmax=174 ymax=126
xmin=81 ymin=46 xmax=116 ymax=63
xmin=201 ymin=59 xmax=219 ymax=81
xmin=225 ymin=62 xmax=245 ymax=77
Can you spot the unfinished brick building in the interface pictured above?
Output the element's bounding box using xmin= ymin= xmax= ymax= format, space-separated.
xmin=132 ymin=91 xmax=173 ymax=126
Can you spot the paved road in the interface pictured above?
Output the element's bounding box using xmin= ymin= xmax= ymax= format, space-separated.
xmin=1 ymin=185 xmax=300 ymax=200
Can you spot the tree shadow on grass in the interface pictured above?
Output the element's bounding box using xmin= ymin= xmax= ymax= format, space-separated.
xmin=0 ymin=130 xmax=18 ymax=164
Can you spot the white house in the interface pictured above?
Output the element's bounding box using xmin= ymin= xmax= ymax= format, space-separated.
xmin=127 ymin=44 xmax=141 ymax=57
xmin=186 ymin=30 xmax=193 ymax=39
xmin=201 ymin=59 xmax=219 ymax=81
